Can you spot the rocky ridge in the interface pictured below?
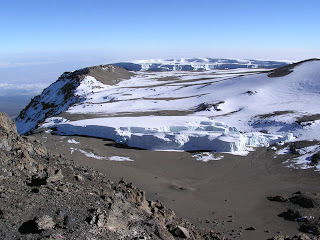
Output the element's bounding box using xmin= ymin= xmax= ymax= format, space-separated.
xmin=0 ymin=112 xmax=227 ymax=239
xmin=267 ymin=191 xmax=320 ymax=239
xmin=15 ymin=65 xmax=132 ymax=135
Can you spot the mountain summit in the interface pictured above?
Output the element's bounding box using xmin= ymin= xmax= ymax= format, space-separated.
xmin=15 ymin=65 xmax=132 ymax=135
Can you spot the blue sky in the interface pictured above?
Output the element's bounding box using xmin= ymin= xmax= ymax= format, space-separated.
xmin=0 ymin=0 xmax=320 ymax=97
xmin=2 ymin=0 xmax=320 ymax=61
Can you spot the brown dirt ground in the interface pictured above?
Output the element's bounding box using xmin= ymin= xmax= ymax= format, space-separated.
xmin=30 ymin=132 xmax=320 ymax=240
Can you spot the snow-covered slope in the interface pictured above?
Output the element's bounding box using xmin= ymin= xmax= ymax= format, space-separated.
xmin=113 ymin=58 xmax=290 ymax=71
xmin=15 ymin=59 xmax=320 ymax=154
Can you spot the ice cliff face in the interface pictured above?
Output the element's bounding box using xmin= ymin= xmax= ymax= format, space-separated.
xmin=113 ymin=58 xmax=290 ymax=71
xmin=15 ymin=58 xmax=320 ymax=154
xmin=42 ymin=116 xmax=293 ymax=152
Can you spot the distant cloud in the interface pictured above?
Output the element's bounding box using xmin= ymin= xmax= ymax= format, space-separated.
xmin=0 ymin=83 xmax=48 ymax=96
xmin=0 ymin=60 xmax=66 ymax=68
xmin=0 ymin=62 xmax=11 ymax=67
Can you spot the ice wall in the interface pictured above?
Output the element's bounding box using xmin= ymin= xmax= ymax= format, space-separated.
xmin=43 ymin=118 xmax=292 ymax=153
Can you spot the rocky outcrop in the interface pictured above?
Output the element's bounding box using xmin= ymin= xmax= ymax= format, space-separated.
xmin=0 ymin=112 xmax=226 ymax=239
xmin=268 ymin=233 xmax=320 ymax=240
xmin=0 ymin=112 xmax=19 ymax=151
xmin=268 ymin=191 xmax=320 ymax=238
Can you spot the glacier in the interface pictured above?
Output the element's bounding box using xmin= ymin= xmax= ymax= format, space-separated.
xmin=42 ymin=116 xmax=293 ymax=152
xmin=113 ymin=58 xmax=291 ymax=71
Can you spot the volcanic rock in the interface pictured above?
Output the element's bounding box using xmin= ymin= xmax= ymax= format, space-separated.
xmin=0 ymin=112 xmax=227 ymax=239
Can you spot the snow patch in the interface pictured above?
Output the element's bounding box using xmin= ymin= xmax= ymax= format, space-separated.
xmin=67 ymin=139 xmax=80 ymax=145
xmin=276 ymin=147 xmax=290 ymax=155
xmin=70 ymin=147 xmax=133 ymax=161
xmin=284 ymin=145 xmax=320 ymax=171
xmin=192 ymin=152 xmax=224 ymax=162
xmin=71 ymin=147 xmax=107 ymax=160
xmin=108 ymin=156 xmax=134 ymax=162
xmin=75 ymin=76 xmax=111 ymax=97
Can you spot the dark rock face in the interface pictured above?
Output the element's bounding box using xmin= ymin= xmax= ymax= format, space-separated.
xmin=310 ymin=153 xmax=320 ymax=166
xmin=244 ymin=227 xmax=256 ymax=231
xmin=0 ymin=112 xmax=226 ymax=239
xmin=278 ymin=209 xmax=304 ymax=222
xmin=268 ymin=233 xmax=319 ymax=240
xmin=268 ymin=191 xmax=320 ymax=238
xmin=299 ymin=222 xmax=320 ymax=236
xmin=169 ymin=225 xmax=191 ymax=238
xmin=289 ymin=194 xmax=316 ymax=209
xmin=0 ymin=112 xmax=18 ymax=151
xmin=195 ymin=101 xmax=224 ymax=112
xmin=267 ymin=196 xmax=289 ymax=203
xmin=289 ymin=143 xmax=302 ymax=155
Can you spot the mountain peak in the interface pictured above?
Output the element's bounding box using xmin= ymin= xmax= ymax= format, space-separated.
xmin=15 ymin=65 xmax=132 ymax=135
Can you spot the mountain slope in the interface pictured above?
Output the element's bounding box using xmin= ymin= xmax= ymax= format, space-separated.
xmin=15 ymin=59 xmax=320 ymax=154
xmin=15 ymin=65 xmax=132 ymax=135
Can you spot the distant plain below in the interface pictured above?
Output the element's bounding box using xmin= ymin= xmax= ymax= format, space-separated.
xmin=0 ymin=95 xmax=33 ymax=118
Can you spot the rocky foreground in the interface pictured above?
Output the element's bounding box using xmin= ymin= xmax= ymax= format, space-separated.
xmin=1 ymin=111 xmax=320 ymax=240
xmin=0 ymin=112 xmax=226 ymax=239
